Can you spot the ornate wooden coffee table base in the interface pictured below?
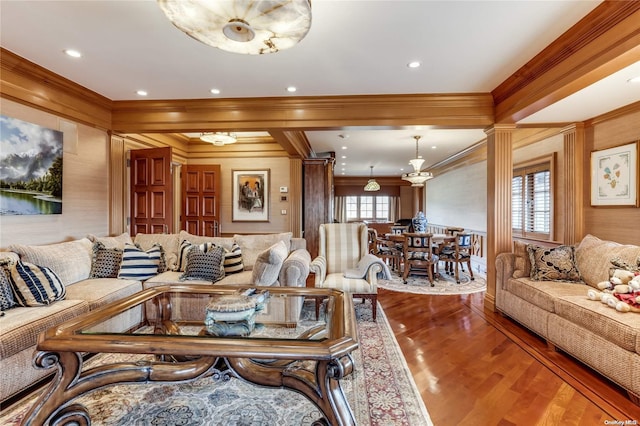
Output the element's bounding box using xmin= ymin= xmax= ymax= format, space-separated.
xmin=22 ymin=350 xmax=355 ymax=426
xmin=20 ymin=286 xmax=358 ymax=426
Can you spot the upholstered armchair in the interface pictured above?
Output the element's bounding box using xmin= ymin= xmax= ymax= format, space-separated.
xmin=310 ymin=223 xmax=382 ymax=320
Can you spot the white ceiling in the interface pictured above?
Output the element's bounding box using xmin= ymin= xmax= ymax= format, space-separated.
xmin=1 ymin=0 xmax=639 ymax=177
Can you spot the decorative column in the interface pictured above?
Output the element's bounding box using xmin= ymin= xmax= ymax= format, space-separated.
xmin=485 ymin=125 xmax=515 ymax=312
xmin=289 ymin=158 xmax=303 ymax=238
xmin=109 ymin=134 xmax=126 ymax=235
xmin=562 ymin=124 xmax=585 ymax=245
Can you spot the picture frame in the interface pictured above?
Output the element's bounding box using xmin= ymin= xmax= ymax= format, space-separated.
xmin=232 ymin=169 xmax=270 ymax=222
xmin=590 ymin=141 xmax=638 ymax=207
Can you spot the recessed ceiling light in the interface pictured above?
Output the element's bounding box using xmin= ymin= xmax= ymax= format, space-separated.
xmin=64 ymin=49 xmax=82 ymax=58
xmin=341 ymin=155 xmax=347 ymax=159
xmin=286 ymin=86 xmax=297 ymax=93
xmin=210 ymin=88 xmax=220 ymax=94
xmin=341 ymin=163 xmax=346 ymax=166
xmin=431 ymin=146 xmax=437 ymax=149
xmin=628 ymin=76 xmax=640 ymax=83
xmin=341 ymin=146 xmax=347 ymax=150
xmin=136 ymin=90 xmax=148 ymax=96
xmin=407 ymin=61 xmax=421 ymax=69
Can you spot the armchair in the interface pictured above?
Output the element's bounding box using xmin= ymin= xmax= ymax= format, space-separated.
xmin=310 ymin=223 xmax=381 ymax=320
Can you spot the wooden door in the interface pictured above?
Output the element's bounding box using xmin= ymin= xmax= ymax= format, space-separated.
xmin=181 ymin=164 xmax=221 ymax=236
xmin=130 ymin=147 xmax=173 ymax=235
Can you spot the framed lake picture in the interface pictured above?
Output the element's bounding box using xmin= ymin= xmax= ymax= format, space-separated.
xmin=0 ymin=115 xmax=64 ymax=215
xmin=232 ymin=169 xmax=269 ymax=222
xmin=590 ymin=141 xmax=638 ymax=207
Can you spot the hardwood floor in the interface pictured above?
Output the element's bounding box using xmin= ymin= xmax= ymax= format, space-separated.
xmin=378 ymin=288 xmax=640 ymax=426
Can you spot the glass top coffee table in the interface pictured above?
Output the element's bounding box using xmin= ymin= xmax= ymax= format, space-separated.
xmin=21 ymin=285 xmax=358 ymax=426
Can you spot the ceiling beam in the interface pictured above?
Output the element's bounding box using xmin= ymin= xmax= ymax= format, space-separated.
xmin=493 ymin=0 xmax=640 ymax=123
xmin=268 ymin=130 xmax=313 ymax=159
xmin=110 ymin=93 xmax=495 ymax=133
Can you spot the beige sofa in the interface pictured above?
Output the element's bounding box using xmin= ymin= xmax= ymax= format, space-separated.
xmin=0 ymin=231 xmax=310 ymax=404
xmin=495 ymin=234 xmax=640 ymax=403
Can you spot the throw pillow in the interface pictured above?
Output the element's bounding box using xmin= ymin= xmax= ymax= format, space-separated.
xmin=7 ymin=260 xmax=66 ymax=306
xmin=177 ymin=240 xmax=218 ymax=272
xmin=234 ymin=232 xmax=292 ymax=271
xmin=86 ymin=232 xmax=133 ymax=249
xmin=117 ymin=243 xmax=162 ymax=281
xmin=180 ymin=245 xmax=225 ymax=282
xmin=527 ymin=245 xmax=582 ymax=283
xmin=512 ymin=240 xmax=531 ymax=279
xmin=224 ymin=243 xmax=244 ymax=275
xmin=251 ymin=241 xmax=288 ymax=286
xmin=90 ymin=242 xmax=123 ymax=278
xmin=0 ymin=263 xmax=17 ymax=311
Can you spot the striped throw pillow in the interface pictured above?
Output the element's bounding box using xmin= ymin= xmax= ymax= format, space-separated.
xmin=117 ymin=243 xmax=161 ymax=281
xmin=224 ymin=243 xmax=244 ymax=275
xmin=7 ymin=261 xmax=66 ymax=306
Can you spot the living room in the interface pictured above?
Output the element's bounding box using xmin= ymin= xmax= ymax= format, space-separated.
xmin=1 ymin=1 xmax=640 ymax=424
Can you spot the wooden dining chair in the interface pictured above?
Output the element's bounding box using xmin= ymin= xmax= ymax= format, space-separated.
xmin=441 ymin=227 xmax=465 ymax=274
xmin=438 ymin=233 xmax=475 ymax=284
xmin=402 ymin=233 xmax=439 ymax=285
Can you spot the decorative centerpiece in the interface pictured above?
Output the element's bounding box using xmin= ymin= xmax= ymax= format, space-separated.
xmin=412 ymin=211 xmax=427 ymax=233
xmin=204 ymin=289 xmax=269 ymax=337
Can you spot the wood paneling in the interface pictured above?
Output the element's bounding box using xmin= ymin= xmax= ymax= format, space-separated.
xmin=493 ymin=1 xmax=640 ymax=123
xmin=0 ymin=48 xmax=112 ymax=130
xmin=562 ymin=124 xmax=585 ymax=245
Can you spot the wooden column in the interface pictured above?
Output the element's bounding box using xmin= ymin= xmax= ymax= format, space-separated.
xmin=303 ymin=157 xmax=335 ymax=259
xmin=109 ymin=135 xmax=126 ymax=235
xmin=562 ymin=124 xmax=585 ymax=245
xmin=485 ymin=125 xmax=514 ymax=312
xmin=289 ymin=158 xmax=303 ymax=238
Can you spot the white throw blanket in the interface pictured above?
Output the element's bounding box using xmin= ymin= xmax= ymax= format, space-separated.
xmin=343 ymin=254 xmax=392 ymax=280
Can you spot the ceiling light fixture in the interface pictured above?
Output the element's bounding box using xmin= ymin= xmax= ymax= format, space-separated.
xmin=156 ymin=0 xmax=312 ymax=55
xmin=407 ymin=61 xmax=421 ymax=68
xmin=628 ymin=76 xmax=640 ymax=83
xmin=364 ymin=166 xmax=381 ymax=192
xmin=200 ymin=132 xmax=237 ymax=146
xmin=64 ymin=49 xmax=82 ymax=58
xmin=401 ymin=136 xmax=434 ymax=187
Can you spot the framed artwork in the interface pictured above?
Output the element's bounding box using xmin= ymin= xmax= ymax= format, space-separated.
xmin=590 ymin=141 xmax=638 ymax=207
xmin=232 ymin=169 xmax=270 ymax=222
xmin=0 ymin=115 xmax=64 ymax=215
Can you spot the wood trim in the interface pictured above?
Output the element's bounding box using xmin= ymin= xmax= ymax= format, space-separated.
xmin=110 ymin=93 xmax=495 ymax=133
xmin=493 ymin=1 xmax=640 ymax=123
xmin=485 ymin=125 xmax=515 ymax=311
xmin=562 ymin=124 xmax=585 ymax=244
xmin=109 ymin=135 xmax=126 ymax=235
xmin=289 ymin=159 xmax=303 ymax=237
xmin=0 ymin=48 xmax=112 ymax=130
xmin=269 ymin=130 xmax=313 ymax=159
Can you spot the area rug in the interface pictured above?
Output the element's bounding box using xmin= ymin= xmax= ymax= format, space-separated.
xmin=0 ymin=302 xmax=432 ymax=426
xmin=378 ymin=269 xmax=487 ymax=295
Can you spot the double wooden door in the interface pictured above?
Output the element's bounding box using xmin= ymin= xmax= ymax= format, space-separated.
xmin=130 ymin=147 xmax=220 ymax=237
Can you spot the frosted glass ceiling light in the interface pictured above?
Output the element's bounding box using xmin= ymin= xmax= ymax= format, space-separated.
xmin=200 ymin=132 xmax=237 ymax=146
xmin=401 ymin=135 xmax=433 ymax=187
xmin=157 ymin=0 xmax=312 ymax=55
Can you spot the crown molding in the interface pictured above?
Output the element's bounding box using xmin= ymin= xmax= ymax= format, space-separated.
xmin=493 ymin=1 xmax=640 ymax=123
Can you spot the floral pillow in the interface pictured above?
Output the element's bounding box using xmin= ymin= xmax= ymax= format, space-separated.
xmin=527 ymin=245 xmax=582 ymax=283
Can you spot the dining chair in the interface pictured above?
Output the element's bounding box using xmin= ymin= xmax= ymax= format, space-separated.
xmin=310 ymin=223 xmax=380 ymax=320
xmin=402 ymin=233 xmax=439 ymax=285
xmin=374 ymin=233 xmax=403 ymax=272
xmin=438 ymin=233 xmax=475 ymax=284
xmin=441 ymin=227 xmax=465 ymax=274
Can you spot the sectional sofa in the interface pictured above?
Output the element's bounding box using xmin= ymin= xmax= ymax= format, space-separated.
xmin=496 ymin=234 xmax=640 ymax=403
xmin=0 ymin=231 xmax=310 ymax=404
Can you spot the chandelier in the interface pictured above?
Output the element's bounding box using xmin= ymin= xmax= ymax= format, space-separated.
xmin=401 ymin=136 xmax=433 ymax=187
xmin=156 ymin=0 xmax=312 ymax=55
xmin=200 ymin=132 xmax=237 ymax=146
xmin=364 ymin=166 xmax=380 ymax=192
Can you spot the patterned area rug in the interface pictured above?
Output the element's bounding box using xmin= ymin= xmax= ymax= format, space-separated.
xmin=378 ymin=269 xmax=487 ymax=295
xmin=0 ymin=302 xmax=432 ymax=426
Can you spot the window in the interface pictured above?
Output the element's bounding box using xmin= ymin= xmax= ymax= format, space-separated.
xmin=512 ymin=156 xmax=553 ymax=240
xmin=345 ymin=196 xmax=390 ymax=221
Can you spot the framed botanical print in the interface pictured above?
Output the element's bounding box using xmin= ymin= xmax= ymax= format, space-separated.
xmin=232 ymin=169 xmax=270 ymax=222
xmin=590 ymin=141 xmax=638 ymax=206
